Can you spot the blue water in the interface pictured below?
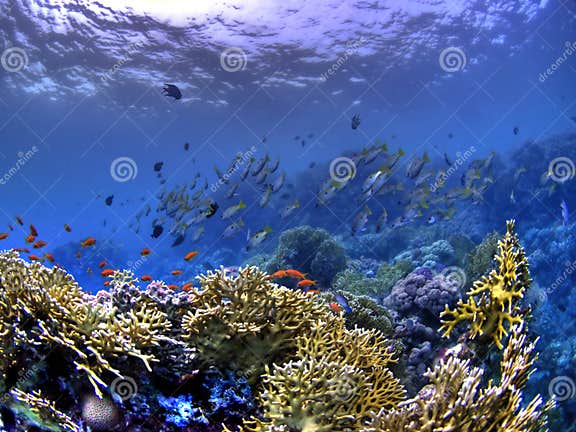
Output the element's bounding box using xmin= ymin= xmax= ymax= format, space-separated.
xmin=1 ymin=0 xmax=576 ymax=430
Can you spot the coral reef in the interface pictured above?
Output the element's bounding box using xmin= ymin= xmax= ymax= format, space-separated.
xmin=465 ymin=230 xmax=500 ymax=287
xmin=441 ymin=220 xmax=530 ymax=349
xmin=392 ymin=239 xmax=457 ymax=271
xmin=265 ymin=226 xmax=347 ymax=285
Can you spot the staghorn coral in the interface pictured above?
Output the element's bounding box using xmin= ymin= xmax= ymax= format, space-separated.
xmin=440 ymin=220 xmax=530 ymax=349
xmin=366 ymin=323 xmax=554 ymax=432
xmin=239 ymin=317 xmax=405 ymax=432
xmin=182 ymin=266 xmax=332 ymax=382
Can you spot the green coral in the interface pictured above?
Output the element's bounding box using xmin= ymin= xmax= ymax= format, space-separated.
xmin=465 ymin=230 xmax=500 ymax=287
xmin=333 ymin=260 xmax=412 ymax=297
xmin=266 ymin=226 xmax=347 ymax=285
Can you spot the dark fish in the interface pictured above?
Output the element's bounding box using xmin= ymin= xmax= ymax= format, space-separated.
xmin=184 ymin=142 xmax=190 ymax=151
xmin=154 ymin=162 xmax=164 ymax=172
xmin=162 ymin=83 xmax=182 ymax=100
xmin=443 ymin=152 xmax=453 ymax=167
xmin=301 ymin=140 xmax=306 ymax=147
xmin=205 ymin=201 xmax=219 ymax=218
xmin=294 ymin=135 xmax=300 ymax=140
xmin=309 ymin=162 xmax=316 ymax=169
xmin=151 ymin=224 xmax=163 ymax=238
xmin=513 ymin=126 xmax=519 ymax=135
xmin=351 ymin=114 xmax=361 ymax=130
xmin=105 ymin=195 xmax=114 ymax=206
xmin=448 ymin=132 xmax=453 ymax=139
xmin=172 ymin=234 xmax=185 ymax=247
xmin=334 ymin=293 xmax=352 ymax=313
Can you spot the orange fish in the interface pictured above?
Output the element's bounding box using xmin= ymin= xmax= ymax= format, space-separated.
xmin=297 ymin=279 xmax=316 ymax=288
xmin=29 ymin=225 xmax=38 ymax=237
xmin=15 ymin=216 xmax=23 ymax=226
xmin=184 ymin=251 xmax=199 ymax=261
xmin=33 ymin=240 xmax=47 ymax=249
xmin=329 ymin=302 xmax=342 ymax=312
xmin=25 ymin=234 xmax=36 ymax=244
xmin=268 ymin=270 xmax=288 ymax=279
xmin=81 ymin=237 xmax=96 ymax=247
xmin=171 ymin=270 xmax=183 ymax=276
xmin=76 ymin=251 xmax=81 ymax=258
xmin=103 ymin=281 xmax=110 ymax=286
xmin=0 ymin=233 xmax=8 ymax=240
xmin=285 ymin=269 xmax=307 ymax=279
xmin=141 ymin=275 xmax=152 ymax=282
xmin=13 ymin=247 xmax=30 ymax=253
xmin=305 ymin=289 xmax=319 ymax=295
xmin=167 ymin=284 xmax=179 ymax=290
xmin=100 ymin=268 xmax=115 ymax=277
xmin=140 ymin=248 xmax=151 ymax=256
xmin=64 ymin=224 xmax=71 ymax=232
xmin=44 ymin=253 xmax=55 ymax=263
xmin=28 ymin=254 xmax=41 ymax=261
xmin=181 ymin=282 xmax=194 ymax=291
xmin=98 ymin=261 xmax=106 ymax=269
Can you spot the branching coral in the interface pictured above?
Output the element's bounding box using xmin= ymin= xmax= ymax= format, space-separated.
xmin=238 ymin=317 xmax=405 ymax=432
xmin=182 ymin=266 xmax=332 ymax=382
xmin=440 ymin=220 xmax=530 ymax=349
xmin=366 ymin=323 xmax=554 ymax=432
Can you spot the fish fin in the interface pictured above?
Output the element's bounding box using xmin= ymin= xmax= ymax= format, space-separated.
xmin=264 ymin=225 xmax=273 ymax=233
xmin=381 ymin=142 xmax=388 ymax=152
xmin=239 ymin=200 xmax=246 ymax=209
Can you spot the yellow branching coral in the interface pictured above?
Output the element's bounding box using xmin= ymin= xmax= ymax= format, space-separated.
xmin=367 ymin=323 xmax=554 ymax=432
xmin=182 ymin=266 xmax=333 ymax=381
xmin=238 ymin=318 xmax=405 ymax=432
xmin=440 ymin=220 xmax=530 ymax=349
xmin=0 ymin=251 xmax=170 ymax=398
xmin=10 ymin=389 xmax=81 ymax=432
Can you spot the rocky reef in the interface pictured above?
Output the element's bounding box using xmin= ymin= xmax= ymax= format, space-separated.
xmin=0 ymin=221 xmax=557 ymax=431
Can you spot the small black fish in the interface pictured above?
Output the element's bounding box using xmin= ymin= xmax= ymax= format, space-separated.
xmin=443 ymin=152 xmax=453 ymax=167
xmin=154 ymin=162 xmax=164 ymax=172
xmin=171 ymin=234 xmax=185 ymax=247
xmin=184 ymin=142 xmax=190 ymax=151
xmin=448 ymin=132 xmax=453 ymax=139
xmin=309 ymin=162 xmax=316 ymax=169
xmin=205 ymin=201 xmax=219 ymax=218
xmin=301 ymin=140 xmax=306 ymax=147
xmin=151 ymin=224 xmax=163 ymax=238
xmin=105 ymin=195 xmax=114 ymax=206
xmin=351 ymin=114 xmax=361 ymax=130
xmin=513 ymin=126 xmax=519 ymax=135
xmin=162 ymin=83 xmax=182 ymax=100
xmin=294 ymin=135 xmax=300 ymax=141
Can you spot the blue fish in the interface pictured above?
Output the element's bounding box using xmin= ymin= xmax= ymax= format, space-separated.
xmin=334 ymin=293 xmax=352 ymax=313
xmin=561 ymin=200 xmax=569 ymax=226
